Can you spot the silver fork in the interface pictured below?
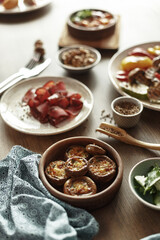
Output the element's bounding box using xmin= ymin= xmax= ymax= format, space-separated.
xmin=0 ymin=57 xmax=51 ymax=96
xmin=0 ymin=51 xmax=41 ymax=89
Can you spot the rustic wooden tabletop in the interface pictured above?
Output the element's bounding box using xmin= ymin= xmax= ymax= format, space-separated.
xmin=0 ymin=0 xmax=160 ymax=239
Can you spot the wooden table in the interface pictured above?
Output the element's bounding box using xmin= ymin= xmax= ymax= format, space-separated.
xmin=0 ymin=0 xmax=160 ymax=239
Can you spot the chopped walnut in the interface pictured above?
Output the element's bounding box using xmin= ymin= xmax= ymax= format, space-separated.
xmin=61 ymin=47 xmax=96 ymax=67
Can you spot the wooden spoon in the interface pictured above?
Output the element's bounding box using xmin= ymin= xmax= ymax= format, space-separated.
xmin=96 ymin=122 xmax=160 ymax=150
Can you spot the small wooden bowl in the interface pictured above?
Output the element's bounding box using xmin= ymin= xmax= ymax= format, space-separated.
xmin=39 ymin=136 xmax=123 ymax=210
xmin=67 ymin=9 xmax=117 ymax=41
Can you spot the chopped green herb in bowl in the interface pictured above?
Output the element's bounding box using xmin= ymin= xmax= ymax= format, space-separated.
xmin=129 ymin=158 xmax=160 ymax=210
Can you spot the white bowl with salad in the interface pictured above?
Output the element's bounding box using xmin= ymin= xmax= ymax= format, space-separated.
xmin=129 ymin=157 xmax=160 ymax=210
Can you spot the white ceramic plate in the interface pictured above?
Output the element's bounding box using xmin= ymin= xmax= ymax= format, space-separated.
xmin=0 ymin=0 xmax=52 ymax=14
xmin=0 ymin=76 xmax=94 ymax=135
xmin=108 ymin=41 xmax=160 ymax=111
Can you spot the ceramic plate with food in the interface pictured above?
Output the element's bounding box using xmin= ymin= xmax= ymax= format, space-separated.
xmin=0 ymin=0 xmax=52 ymax=14
xmin=108 ymin=41 xmax=160 ymax=111
xmin=0 ymin=76 xmax=93 ymax=135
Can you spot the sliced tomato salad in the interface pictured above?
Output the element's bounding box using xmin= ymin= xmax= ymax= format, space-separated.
xmin=22 ymin=80 xmax=83 ymax=127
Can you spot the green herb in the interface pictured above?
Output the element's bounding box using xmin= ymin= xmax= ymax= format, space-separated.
xmin=145 ymin=165 xmax=160 ymax=192
xmin=71 ymin=10 xmax=92 ymax=22
xmin=135 ymin=165 xmax=160 ymax=206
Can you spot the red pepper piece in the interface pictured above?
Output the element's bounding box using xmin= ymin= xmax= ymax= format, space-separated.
xmin=116 ymin=70 xmax=129 ymax=82
xmin=154 ymin=72 xmax=160 ymax=80
xmin=129 ymin=47 xmax=154 ymax=59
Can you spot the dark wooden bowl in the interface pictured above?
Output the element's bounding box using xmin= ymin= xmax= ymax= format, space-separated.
xmin=39 ymin=136 xmax=123 ymax=210
xmin=67 ymin=9 xmax=117 ymax=41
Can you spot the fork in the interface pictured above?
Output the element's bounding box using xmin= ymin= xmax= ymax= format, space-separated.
xmin=0 ymin=57 xmax=51 ymax=96
xmin=0 ymin=51 xmax=41 ymax=89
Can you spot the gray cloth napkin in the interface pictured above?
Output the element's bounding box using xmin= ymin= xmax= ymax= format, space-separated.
xmin=0 ymin=145 xmax=99 ymax=240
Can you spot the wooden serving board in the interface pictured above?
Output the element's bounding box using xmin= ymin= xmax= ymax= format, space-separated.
xmin=58 ymin=15 xmax=120 ymax=50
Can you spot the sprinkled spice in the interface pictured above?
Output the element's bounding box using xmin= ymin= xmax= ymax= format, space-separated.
xmin=100 ymin=110 xmax=114 ymax=123
xmin=114 ymin=101 xmax=140 ymax=115
xmin=101 ymin=126 xmax=123 ymax=136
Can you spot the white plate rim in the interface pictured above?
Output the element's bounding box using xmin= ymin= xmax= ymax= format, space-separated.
xmin=0 ymin=76 xmax=94 ymax=135
xmin=0 ymin=0 xmax=52 ymax=14
xmin=108 ymin=41 xmax=160 ymax=111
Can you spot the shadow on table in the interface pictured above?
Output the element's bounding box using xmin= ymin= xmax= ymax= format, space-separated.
xmin=0 ymin=3 xmax=52 ymax=23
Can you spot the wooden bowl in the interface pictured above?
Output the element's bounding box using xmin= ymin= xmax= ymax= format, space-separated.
xmin=39 ymin=136 xmax=123 ymax=210
xmin=67 ymin=9 xmax=117 ymax=41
